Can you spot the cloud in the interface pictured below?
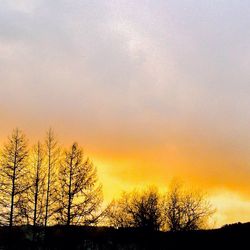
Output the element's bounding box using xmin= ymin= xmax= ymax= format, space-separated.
xmin=1 ymin=1 xmax=250 ymax=224
xmin=1 ymin=0 xmax=42 ymax=14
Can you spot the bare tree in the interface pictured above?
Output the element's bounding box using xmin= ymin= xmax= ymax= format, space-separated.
xmin=44 ymin=128 xmax=59 ymax=226
xmin=164 ymin=181 xmax=214 ymax=231
xmin=56 ymin=143 xmax=102 ymax=226
xmin=163 ymin=181 xmax=182 ymax=231
xmin=28 ymin=142 xmax=46 ymax=226
xmin=106 ymin=193 xmax=134 ymax=228
xmin=107 ymin=187 xmax=163 ymax=231
xmin=0 ymin=129 xmax=29 ymax=227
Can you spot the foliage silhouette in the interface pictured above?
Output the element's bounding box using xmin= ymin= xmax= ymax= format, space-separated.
xmin=0 ymin=129 xmax=29 ymax=227
xmin=164 ymin=180 xmax=215 ymax=231
xmin=107 ymin=187 xmax=164 ymax=231
xmin=56 ymin=143 xmax=102 ymax=226
xmin=44 ymin=129 xmax=60 ymax=226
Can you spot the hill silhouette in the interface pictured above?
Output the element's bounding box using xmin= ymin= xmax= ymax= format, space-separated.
xmin=0 ymin=222 xmax=249 ymax=249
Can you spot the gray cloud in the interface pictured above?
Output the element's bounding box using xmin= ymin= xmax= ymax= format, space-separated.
xmin=1 ymin=0 xmax=250 ymax=145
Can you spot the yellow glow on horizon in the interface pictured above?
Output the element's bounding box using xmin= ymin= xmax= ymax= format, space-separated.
xmin=1 ymin=127 xmax=250 ymax=228
xmin=211 ymin=191 xmax=250 ymax=227
xmin=92 ymin=154 xmax=250 ymax=228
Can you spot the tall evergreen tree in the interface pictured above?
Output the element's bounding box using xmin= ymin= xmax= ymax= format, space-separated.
xmin=0 ymin=129 xmax=29 ymax=227
xmin=56 ymin=143 xmax=102 ymax=226
xmin=28 ymin=141 xmax=46 ymax=226
xmin=44 ymin=128 xmax=59 ymax=226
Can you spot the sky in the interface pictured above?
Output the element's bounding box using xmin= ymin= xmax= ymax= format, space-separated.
xmin=1 ymin=0 xmax=250 ymax=227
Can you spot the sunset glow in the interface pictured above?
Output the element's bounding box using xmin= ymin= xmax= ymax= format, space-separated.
xmin=1 ymin=0 xmax=250 ymax=228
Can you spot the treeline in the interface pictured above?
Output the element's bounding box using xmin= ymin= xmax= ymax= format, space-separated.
xmin=0 ymin=128 xmax=214 ymax=232
xmin=106 ymin=183 xmax=215 ymax=232
xmin=0 ymin=128 xmax=102 ymax=228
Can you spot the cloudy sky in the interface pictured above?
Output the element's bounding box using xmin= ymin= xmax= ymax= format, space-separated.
xmin=1 ymin=0 xmax=250 ymax=226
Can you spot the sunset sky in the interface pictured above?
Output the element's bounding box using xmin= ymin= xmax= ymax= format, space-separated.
xmin=1 ymin=0 xmax=250 ymax=227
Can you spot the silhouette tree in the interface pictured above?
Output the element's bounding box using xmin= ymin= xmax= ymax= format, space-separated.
xmin=106 ymin=193 xmax=134 ymax=228
xmin=44 ymin=129 xmax=59 ymax=226
xmin=164 ymin=181 xmax=214 ymax=231
xmin=27 ymin=142 xmax=46 ymax=226
xmin=56 ymin=143 xmax=102 ymax=226
xmin=0 ymin=129 xmax=29 ymax=227
xmin=107 ymin=187 xmax=163 ymax=231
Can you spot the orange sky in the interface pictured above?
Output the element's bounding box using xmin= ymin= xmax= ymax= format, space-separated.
xmin=1 ymin=0 xmax=250 ymax=227
xmin=1 ymin=118 xmax=250 ymax=227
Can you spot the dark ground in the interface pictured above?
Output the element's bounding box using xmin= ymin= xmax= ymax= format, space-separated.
xmin=0 ymin=222 xmax=249 ymax=249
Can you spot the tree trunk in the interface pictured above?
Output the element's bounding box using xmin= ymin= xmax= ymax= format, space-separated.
xmin=10 ymin=142 xmax=18 ymax=228
xmin=45 ymin=147 xmax=51 ymax=227
xmin=33 ymin=154 xmax=40 ymax=226
xmin=66 ymin=156 xmax=73 ymax=226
